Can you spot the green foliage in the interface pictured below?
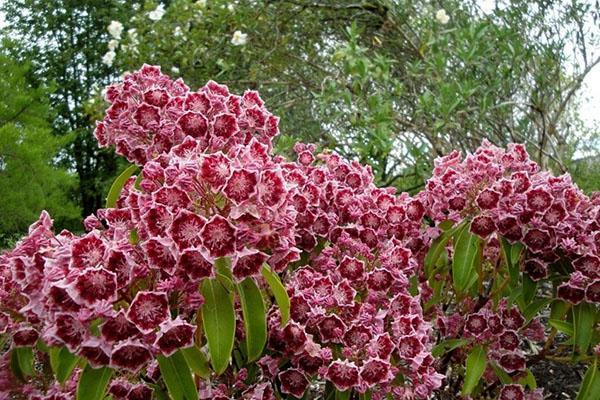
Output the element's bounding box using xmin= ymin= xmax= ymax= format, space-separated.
xmin=76 ymin=365 xmax=113 ymax=400
xmin=157 ymin=351 xmax=199 ymax=400
xmin=1 ymin=0 xmax=144 ymax=218
xmin=0 ymin=49 xmax=79 ymax=245
xmin=200 ymin=278 xmax=236 ymax=375
xmin=462 ymin=344 xmax=487 ymax=396
xmin=236 ymin=277 xmax=267 ymax=362
xmin=113 ymin=0 xmax=598 ymax=191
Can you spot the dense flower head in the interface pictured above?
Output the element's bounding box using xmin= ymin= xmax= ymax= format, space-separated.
xmin=0 ymin=71 xmax=294 ymax=395
xmin=263 ymin=145 xmax=442 ymax=399
xmin=2 ymin=66 xmax=599 ymax=399
xmin=95 ymin=64 xmax=279 ymax=165
xmin=420 ymin=140 xmax=600 ymax=302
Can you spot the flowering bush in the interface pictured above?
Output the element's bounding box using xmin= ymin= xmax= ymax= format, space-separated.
xmin=0 ymin=66 xmax=598 ymax=400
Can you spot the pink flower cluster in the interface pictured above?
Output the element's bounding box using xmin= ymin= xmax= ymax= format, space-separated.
xmin=439 ymin=299 xmax=545 ymax=376
xmin=2 ymin=65 xmax=598 ymax=399
xmin=95 ymin=64 xmax=279 ymax=165
xmin=420 ymin=141 xmax=600 ymax=304
xmin=0 ymin=66 xmax=440 ymax=399
xmin=264 ymin=146 xmax=443 ymax=399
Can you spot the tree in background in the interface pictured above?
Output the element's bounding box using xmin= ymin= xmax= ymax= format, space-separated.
xmin=0 ymin=46 xmax=79 ymax=247
xmin=110 ymin=0 xmax=599 ymax=191
xmin=1 ymin=0 xmax=143 ymax=218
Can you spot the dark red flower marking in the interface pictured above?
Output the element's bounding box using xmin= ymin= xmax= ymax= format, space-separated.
xmin=127 ymin=291 xmax=170 ymax=333
xmin=200 ymin=215 xmax=237 ymax=258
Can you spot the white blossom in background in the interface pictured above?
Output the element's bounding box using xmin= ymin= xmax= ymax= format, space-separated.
xmin=435 ymin=9 xmax=450 ymax=24
xmin=107 ymin=20 xmax=124 ymax=39
xmin=196 ymin=0 xmax=207 ymax=7
xmin=231 ymin=30 xmax=248 ymax=46
xmin=102 ymin=50 xmax=116 ymax=67
xmin=227 ymin=4 xmax=235 ymax=12
xmin=128 ymin=28 xmax=138 ymax=44
xmin=108 ymin=39 xmax=119 ymax=51
xmin=171 ymin=66 xmax=180 ymax=74
xmin=174 ymin=26 xmax=183 ymax=38
xmin=149 ymin=4 xmax=166 ymax=21
xmin=127 ymin=29 xmax=139 ymax=53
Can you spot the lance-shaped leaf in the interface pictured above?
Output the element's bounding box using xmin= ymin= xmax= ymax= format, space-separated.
xmin=237 ymin=277 xmax=267 ymax=362
xmin=76 ymin=365 xmax=113 ymax=400
xmin=10 ymin=347 xmax=34 ymax=379
xmin=452 ymin=223 xmax=483 ymax=295
xmin=157 ymin=351 xmax=198 ymax=400
xmin=49 ymin=346 xmax=80 ymax=384
xmin=181 ymin=345 xmax=211 ymax=379
xmin=500 ymin=237 xmax=523 ymax=286
xmin=201 ymin=278 xmax=235 ymax=375
xmin=573 ymin=302 xmax=596 ymax=354
xmin=261 ymin=264 xmax=290 ymax=326
xmin=105 ymin=164 xmax=138 ymax=208
xmin=577 ymin=360 xmax=600 ymax=400
xmin=424 ymin=221 xmax=464 ymax=278
xmin=461 ymin=345 xmax=487 ymax=396
xmin=431 ymin=338 xmax=469 ymax=357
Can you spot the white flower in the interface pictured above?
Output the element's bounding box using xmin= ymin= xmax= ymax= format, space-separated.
xmin=174 ymin=26 xmax=183 ymax=37
xmin=108 ymin=39 xmax=119 ymax=51
xmin=196 ymin=0 xmax=207 ymax=7
xmin=231 ymin=30 xmax=248 ymax=46
xmin=227 ymin=4 xmax=235 ymax=12
xmin=435 ymin=9 xmax=450 ymax=24
xmin=107 ymin=20 xmax=124 ymax=39
xmin=149 ymin=4 xmax=166 ymax=21
xmin=102 ymin=50 xmax=116 ymax=67
xmin=128 ymin=28 xmax=139 ymax=44
xmin=171 ymin=66 xmax=180 ymax=74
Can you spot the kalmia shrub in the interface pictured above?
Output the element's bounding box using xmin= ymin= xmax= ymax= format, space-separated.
xmin=0 ymin=66 xmax=598 ymax=400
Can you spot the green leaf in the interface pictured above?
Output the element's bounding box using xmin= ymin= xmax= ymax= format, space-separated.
xmin=519 ymin=368 xmax=537 ymax=389
xmin=261 ymin=264 xmax=291 ymax=326
xmin=335 ymin=389 xmax=352 ymax=400
xmin=201 ymin=278 xmax=235 ymax=375
xmin=577 ymin=360 xmax=600 ymax=400
xmin=76 ymin=365 xmax=113 ymax=400
xmin=105 ymin=164 xmax=138 ymax=208
xmin=49 ymin=346 xmax=80 ymax=384
xmin=236 ymin=278 xmax=267 ymax=362
xmin=521 ymin=274 xmax=537 ymax=306
xmin=490 ymin=361 xmax=512 ymax=385
xmin=548 ymin=319 xmax=574 ymax=336
xmin=550 ymin=300 xmax=571 ymax=320
xmin=523 ymin=298 xmax=550 ymax=324
xmin=10 ymin=347 xmax=34 ymax=379
xmin=452 ymin=223 xmax=483 ymax=295
xmin=573 ymin=302 xmax=596 ymax=354
xmin=431 ymin=338 xmax=469 ymax=357
xmin=181 ymin=346 xmax=211 ymax=379
xmin=424 ymin=221 xmax=464 ymax=278
xmin=157 ymin=351 xmax=198 ymax=400
xmin=461 ymin=345 xmax=487 ymax=396
xmin=500 ymin=237 xmax=523 ymax=286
